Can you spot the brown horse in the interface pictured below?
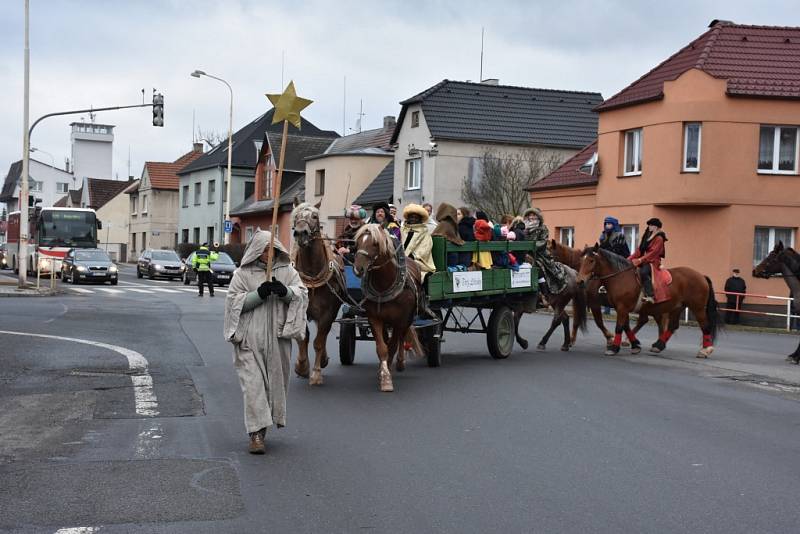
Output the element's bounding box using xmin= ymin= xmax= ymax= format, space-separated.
xmin=549 ymin=239 xmax=651 ymax=349
xmin=577 ymin=244 xmax=720 ymax=357
xmin=753 ymin=241 xmax=800 ymax=363
xmin=527 ymin=264 xmax=588 ymax=351
xmin=352 ymin=224 xmax=424 ymax=392
xmin=291 ymin=201 xmax=345 ymax=385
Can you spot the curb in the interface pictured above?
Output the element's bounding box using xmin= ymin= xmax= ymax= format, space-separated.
xmin=0 ymin=287 xmax=64 ymax=297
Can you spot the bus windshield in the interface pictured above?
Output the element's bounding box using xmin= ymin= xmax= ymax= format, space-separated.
xmin=38 ymin=210 xmax=97 ymax=248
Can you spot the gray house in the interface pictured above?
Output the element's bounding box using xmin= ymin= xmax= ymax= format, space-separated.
xmin=176 ymin=108 xmax=337 ymax=244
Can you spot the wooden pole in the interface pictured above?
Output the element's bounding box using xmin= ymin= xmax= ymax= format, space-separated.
xmin=266 ymin=119 xmax=290 ymax=279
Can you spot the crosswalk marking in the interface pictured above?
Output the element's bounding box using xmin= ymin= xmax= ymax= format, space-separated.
xmin=98 ymin=288 xmax=124 ymax=294
xmin=71 ymin=288 xmax=94 ymax=294
xmin=67 ymin=285 xmax=227 ymax=295
xmin=150 ymin=288 xmax=180 ymax=293
xmin=126 ymin=288 xmax=154 ymax=293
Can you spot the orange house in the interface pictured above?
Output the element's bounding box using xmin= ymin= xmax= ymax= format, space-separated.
xmin=529 ymin=20 xmax=800 ymax=311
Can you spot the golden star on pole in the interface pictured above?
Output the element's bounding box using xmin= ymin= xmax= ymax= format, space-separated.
xmin=266 ymin=81 xmax=312 ymax=129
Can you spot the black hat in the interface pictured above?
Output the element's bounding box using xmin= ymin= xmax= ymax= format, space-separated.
xmin=646 ymin=218 xmax=662 ymax=228
xmin=475 ymin=210 xmax=489 ymax=222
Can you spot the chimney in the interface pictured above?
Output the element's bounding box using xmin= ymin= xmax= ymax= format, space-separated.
xmin=480 ymin=78 xmax=499 ymax=85
xmin=383 ymin=116 xmax=396 ymax=130
xmin=193 ymin=142 xmax=204 ymax=153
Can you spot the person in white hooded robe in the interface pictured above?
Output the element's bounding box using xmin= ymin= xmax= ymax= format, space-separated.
xmin=223 ymin=230 xmax=308 ymax=454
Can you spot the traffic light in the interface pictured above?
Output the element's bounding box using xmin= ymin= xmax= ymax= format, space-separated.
xmin=152 ymin=93 xmax=164 ymax=127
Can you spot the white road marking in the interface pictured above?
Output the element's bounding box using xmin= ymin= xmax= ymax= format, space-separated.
xmin=44 ymin=303 xmax=69 ymax=324
xmin=150 ymin=288 xmax=180 ymax=293
xmin=0 ymin=330 xmax=158 ymax=416
xmin=71 ymin=287 xmax=94 ymax=294
xmin=55 ymin=528 xmax=101 ymax=533
xmin=126 ymin=288 xmax=154 ymax=293
xmin=98 ymin=288 xmax=124 ymax=294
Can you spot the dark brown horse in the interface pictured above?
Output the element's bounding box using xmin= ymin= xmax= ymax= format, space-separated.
xmin=352 ymin=224 xmax=424 ymax=392
xmin=753 ymin=241 xmax=800 ymax=363
xmin=527 ymin=264 xmax=588 ymax=351
xmin=291 ymin=201 xmax=345 ymax=385
xmin=549 ymin=239 xmax=651 ymax=349
xmin=577 ymin=245 xmax=720 ymax=357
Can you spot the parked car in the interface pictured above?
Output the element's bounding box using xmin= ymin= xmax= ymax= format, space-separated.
xmin=183 ymin=251 xmax=236 ymax=286
xmin=0 ymin=243 xmax=7 ymax=270
xmin=61 ymin=248 xmax=118 ymax=285
xmin=137 ymin=249 xmax=184 ymax=280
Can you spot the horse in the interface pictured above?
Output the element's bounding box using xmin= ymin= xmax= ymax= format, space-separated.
xmin=549 ymin=239 xmax=652 ymax=350
xmin=352 ymin=224 xmax=424 ymax=392
xmin=291 ymin=200 xmax=346 ymax=386
xmin=753 ymin=241 xmax=800 ymax=363
xmin=524 ymin=264 xmax=588 ymax=352
xmin=577 ymin=244 xmax=721 ymax=358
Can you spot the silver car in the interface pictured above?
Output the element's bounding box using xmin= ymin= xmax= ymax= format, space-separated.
xmin=137 ymin=249 xmax=185 ymax=280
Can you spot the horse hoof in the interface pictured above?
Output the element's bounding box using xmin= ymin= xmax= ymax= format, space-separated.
xmin=309 ymin=371 xmax=323 ymax=386
xmin=560 ymin=345 xmax=570 ymax=352
xmin=621 ymin=341 xmax=631 ymax=348
xmin=536 ymin=344 xmax=546 ymax=351
xmin=294 ymin=363 xmax=309 ymax=379
xmin=604 ymin=347 xmax=620 ymax=356
xmin=518 ymin=339 xmax=529 ymax=350
xmin=380 ymin=381 xmax=394 ymax=392
xmin=396 ymin=360 xmax=405 ymax=372
xmin=649 ymin=347 xmax=661 ymax=354
xmin=631 ymin=347 xmax=641 ymax=355
xmin=321 ymin=356 xmax=329 ymax=369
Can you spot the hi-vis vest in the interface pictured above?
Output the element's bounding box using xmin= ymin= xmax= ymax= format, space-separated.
xmin=193 ymin=247 xmax=219 ymax=272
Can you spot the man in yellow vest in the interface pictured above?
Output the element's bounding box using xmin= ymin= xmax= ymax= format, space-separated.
xmin=193 ymin=242 xmax=219 ymax=297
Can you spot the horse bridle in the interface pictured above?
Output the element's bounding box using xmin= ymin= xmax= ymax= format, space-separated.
xmin=585 ymin=252 xmax=637 ymax=282
xmin=355 ymin=248 xmax=395 ymax=272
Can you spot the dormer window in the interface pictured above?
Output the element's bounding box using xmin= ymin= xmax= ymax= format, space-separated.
xmin=411 ymin=111 xmax=420 ymax=128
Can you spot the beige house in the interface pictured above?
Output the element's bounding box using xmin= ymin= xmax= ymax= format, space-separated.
xmin=389 ymin=80 xmax=603 ymax=214
xmin=127 ymin=145 xmax=203 ymax=258
xmin=304 ymin=118 xmax=394 ymax=236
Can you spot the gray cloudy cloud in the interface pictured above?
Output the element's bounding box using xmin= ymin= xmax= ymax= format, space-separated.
xmin=0 ymin=0 xmax=796 ymax=181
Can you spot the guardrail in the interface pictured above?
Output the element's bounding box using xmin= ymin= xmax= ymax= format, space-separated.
xmin=681 ymin=290 xmax=798 ymax=331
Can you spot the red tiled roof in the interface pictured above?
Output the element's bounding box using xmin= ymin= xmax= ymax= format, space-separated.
xmin=53 ymin=195 xmax=68 ymax=207
xmin=527 ymin=141 xmax=598 ymax=192
xmin=145 ymin=149 xmax=204 ymax=190
xmin=597 ymin=20 xmax=800 ymax=111
xmin=86 ymin=178 xmax=132 ymax=210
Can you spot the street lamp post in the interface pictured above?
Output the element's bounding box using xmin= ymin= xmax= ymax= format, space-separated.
xmin=19 ymin=0 xmax=30 ymax=288
xmin=191 ymin=70 xmax=233 ymax=245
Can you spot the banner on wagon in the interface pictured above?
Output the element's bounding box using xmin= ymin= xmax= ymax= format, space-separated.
xmin=452 ymin=271 xmax=483 ymax=293
xmin=510 ymin=268 xmax=532 ymax=288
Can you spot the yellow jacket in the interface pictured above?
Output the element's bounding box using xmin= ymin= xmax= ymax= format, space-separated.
xmin=401 ymin=223 xmax=436 ymax=275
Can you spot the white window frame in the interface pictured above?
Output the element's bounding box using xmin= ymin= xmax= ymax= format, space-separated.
xmin=411 ymin=110 xmax=420 ymax=128
xmin=315 ymin=169 xmax=325 ymax=196
xmin=141 ymin=194 xmax=148 ymax=214
xmin=623 ymin=128 xmax=643 ymax=176
xmin=245 ymin=226 xmax=255 ymax=243
xmin=208 ymin=179 xmax=216 ymax=204
xmin=130 ymin=195 xmax=138 ymax=216
xmin=683 ymin=122 xmax=702 ymax=172
xmin=405 ymin=158 xmax=421 ymax=190
xmin=194 ymin=182 xmax=202 ymax=206
xmin=182 ymin=185 xmax=189 ymax=208
xmin=754 ymin=226 xmax=796 ymax=264
xmin=29 ymin=179 xmax=43 ymax=192
xmin=758 ymin=125 xmax=799 ymax=174
xmin=56 ymin=182 xmax=69 ymax=194
xmin=622 ymin=224 xmax=639 ymax=254
xmin=558 ymin=227 xmax=574 ymax=248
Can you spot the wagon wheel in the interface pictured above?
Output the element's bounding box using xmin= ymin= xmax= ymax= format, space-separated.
xmin=339 ymin=322 xmax=356 ymax=365
xmin=487 ymin=306 xmax=515 ymax=359
xmin=423 ymin=311 xmax=443 ymax=367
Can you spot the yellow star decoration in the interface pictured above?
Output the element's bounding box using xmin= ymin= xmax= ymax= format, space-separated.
xmin=266 ymin=81 xmax=312 ymax=129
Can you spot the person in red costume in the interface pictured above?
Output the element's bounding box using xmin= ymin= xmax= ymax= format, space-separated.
xmin=628 ymin=217 xmax=668 ymax=304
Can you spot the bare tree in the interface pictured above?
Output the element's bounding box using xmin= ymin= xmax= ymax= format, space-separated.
xmin=461 ymin=148 xmax=563 ymax=220
xmin=196 ymin=127 xmax=227 ymax=149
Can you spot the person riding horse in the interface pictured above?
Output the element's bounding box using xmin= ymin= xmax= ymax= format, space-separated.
xmin=336 ymin=205 xmax=367 ymax=262
xmin=628 ymin=217 xmax=668 ymax=304
xmin=598 ymin=216 xmax=630 ymax=258
xmin=522 ymin=207 xmax=567 ymax=298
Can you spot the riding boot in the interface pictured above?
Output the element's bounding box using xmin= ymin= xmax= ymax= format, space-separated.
xmin=537 ymin=279 xmax=550 ymax=308
xmin=641 ymin=268 xmax=655 ymax=304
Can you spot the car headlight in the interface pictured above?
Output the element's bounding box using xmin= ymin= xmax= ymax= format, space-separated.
xmin=154 ymin=264 xmax=164 ymax=270
xmin=76 ymin=265 xmax=86 ymax=272
xmin=109 ymin=265 xmax=118 ymax=273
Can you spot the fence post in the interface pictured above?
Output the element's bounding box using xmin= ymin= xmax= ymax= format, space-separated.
xmin=684 ymin=307 xmax=689 ymax=323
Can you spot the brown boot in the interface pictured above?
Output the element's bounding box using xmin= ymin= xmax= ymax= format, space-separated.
xmin=248 ymin=429 xmax=266 ymax=454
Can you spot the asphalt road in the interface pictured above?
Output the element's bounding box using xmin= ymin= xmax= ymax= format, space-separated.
xmin=1 ymin=265 xmax=800 ymax=533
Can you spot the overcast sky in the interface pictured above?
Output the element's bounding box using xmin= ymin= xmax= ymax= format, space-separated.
xmin=0 ymin=0 xmax=797 ymax=181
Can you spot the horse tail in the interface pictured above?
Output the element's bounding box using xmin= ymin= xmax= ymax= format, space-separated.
xmin=704 ymin=276 xmax=722 ymax=342
xmin=405 ymin=328 xmax=426 ymax=359
xmin=573 ymin=283 xmax=589 ymax=333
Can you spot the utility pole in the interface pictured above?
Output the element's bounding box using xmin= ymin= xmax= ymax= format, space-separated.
xmin=18 ymin=0 xmax=30 ymax=288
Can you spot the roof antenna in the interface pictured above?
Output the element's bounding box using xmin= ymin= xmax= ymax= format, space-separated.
xmin=479 ymin=27 xmax=484 ymax=82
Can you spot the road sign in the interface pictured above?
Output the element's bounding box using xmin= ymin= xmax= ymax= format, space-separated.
xmin=224 ymin=220 xmax=233 ymax=233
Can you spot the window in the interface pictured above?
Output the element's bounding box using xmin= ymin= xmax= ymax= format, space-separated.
xmin=208 ymin=180 xmax=216 ymax=204
xmin=193 ymin=227 xmax=200 ymax=243
xmin=131 ymin=233 xmax=137 ymax=252
xmin=245 ymin=226 xmax=255 ymax=243
xmin=622 ymin=224 xmax=639 ymax=254
xmin=207 ymin=226 xmax=214 ymax=244
xmin=194 ymin=182 xmax=202 ymax=205
xmin=130 ymin=196 xmax=138 ymax=215
xmin=315 ymin=169 xmax=325 ymax=196
xmin=754 ymin=226 xmax=795 ymax=264
xmin=223 ymin=180 xmax=228 ymax=202
xmin=558 ymin=227 xmax=574 ymax=248
xmin=56 ymin=182 xmax=69 ymax=193
xmin=411 ymin=110 xmax=420 ymax=128
xmin=244 ymin=181 xmax=255 ymax=202
xmin=683 ymin=123 xmax=701 ymax=172
xmin=758 ymin=126 xmax=798 ymax=173
xmin=405 ymin=158 xmax=421 ymax=190
xmin=265 ymin=170 xmax=272 ymax=199
xmin=29 ymin=179 xmax=43 ymax=192
xmin=141 ymin=231 xmax=147 ymax=251
xmin=182 ymin=185 xmax=189 ymax=208
xmin=623 ymin=128 xmax=643 ymax=175
xmin=141 ymin=194 xmax=148 ymax=215
xmin=181 ymin=229 xmax=189 ymax=243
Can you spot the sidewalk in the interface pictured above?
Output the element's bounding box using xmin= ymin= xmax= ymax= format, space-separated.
xmin=0 ymin=279 xmax=62 ymax=297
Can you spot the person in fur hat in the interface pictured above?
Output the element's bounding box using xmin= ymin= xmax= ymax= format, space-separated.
xmin=336 ymin=205 xmax=367 ymax=261
xmin=370 ymin=201 xmax=401 ymax=241
xmin=432 ymin=203 xmax=470 ymax=268
xmin=401 ymin=204 xmax=435 ymax=277
xmin=523 ymin=207 xmax=567 ymax=297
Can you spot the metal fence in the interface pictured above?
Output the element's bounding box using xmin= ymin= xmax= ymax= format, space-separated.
xmin=680 ymin=291 xmax=799 ymax=331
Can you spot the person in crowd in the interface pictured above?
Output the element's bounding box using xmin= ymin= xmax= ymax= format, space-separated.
xmin=432 ymin=203 xmax=469 ymax=270
xmin=371 ymin=201 xmax=401 ymax=241
xmin=724 ymin=268 xmax=747 ymax=324
xmin=472 ymin=211 xmax=494 ymax=270
xmin=389 ymin=204 xmax=400 ymax=225
xmin=522 ymin=207 xmax=568 ymax=298
xmin=423 ymin=202 xmax=437 ymax=233
xmin=223 ymin=230 xmax=308 ymax=454
xmin=598 ymin=216 xmax=630 ymax=257
xmin=628 ymin=217 xmax=668 ymax=304
xmin=457 ymin=207 xmax=476 ymax=242
xmin=336 ymin=205 xmax=367 ymax=262
xmin=401 ymin=204 xmax=435 ymax=277
xmin=192 ymin=242 xmax=219 ymax=297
